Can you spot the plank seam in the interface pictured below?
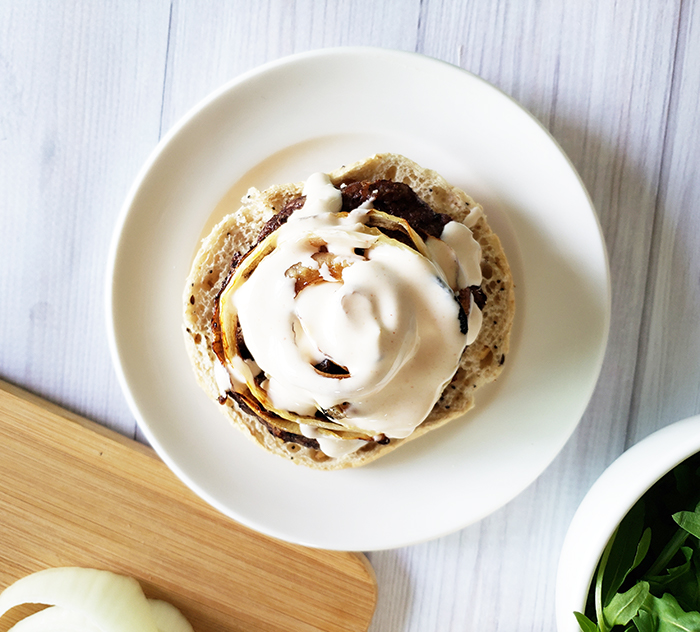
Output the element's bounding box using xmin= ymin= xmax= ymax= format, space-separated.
xmin=158 ymin=0 xmax=175 ymax=141
xmin=625 ymin=0 xmax=686 ymax=449
xmin=415 ymin=0 xmax=428 ymax=53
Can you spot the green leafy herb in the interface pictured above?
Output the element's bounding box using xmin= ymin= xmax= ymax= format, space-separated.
xmin=575 ymin=611 xmax=599 ymax=632
xmin=575 ymin=452 xmax=700 ymax=631
xmin=642 ymin=593 xmax=700 ymax=631
xmin=603 ymin=582 xmax=649 ymax=627
xmin=674 ymin=507 xmax=700 ymax=540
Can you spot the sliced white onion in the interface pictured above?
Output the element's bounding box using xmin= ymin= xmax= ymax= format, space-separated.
xmin=0 ymin=568 xmax=191 ymax=632
xmin=147 ymin=599 xmax=194 ymax=632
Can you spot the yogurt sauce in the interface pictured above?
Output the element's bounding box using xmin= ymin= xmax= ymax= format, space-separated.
xmin=220 ymin=173 xmax=483 ymax=455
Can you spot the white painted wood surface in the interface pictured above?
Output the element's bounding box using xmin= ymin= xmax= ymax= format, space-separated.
xmin=1 ymin=1 xmax=699 ymax=630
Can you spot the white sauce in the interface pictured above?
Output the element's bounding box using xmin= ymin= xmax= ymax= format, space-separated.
xmin=425 ymin=235 xmax=460 ymax=290
xmin=214 ymin=360 xmax=233 ymax=394
xmin=466 ymin=292 xmax=483 ymax=346
xmin=299 ymin=424 xmax=366 ymax=458
xmin=221 ymin=173 xmax=484 ymax=456
xmin=463 ymin=204 xmax=483 ymax=228
xmin=440 ymin=220 xmax=482 ymax=288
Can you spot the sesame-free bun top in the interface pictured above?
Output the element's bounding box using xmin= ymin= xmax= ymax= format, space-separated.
xmin=183 ymin=153 xmax=515 ymax=470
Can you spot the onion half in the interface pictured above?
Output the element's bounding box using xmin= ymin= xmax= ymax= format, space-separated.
xmin=0 ymin=568 xmax=192 ymax=632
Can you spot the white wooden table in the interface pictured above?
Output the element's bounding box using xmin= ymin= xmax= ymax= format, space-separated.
xmin=2 ymin=2 xmax=699 ymax=630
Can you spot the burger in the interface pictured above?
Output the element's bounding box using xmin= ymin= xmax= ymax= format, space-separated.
xmin=183 ymin=153 xmax=515 ymax=469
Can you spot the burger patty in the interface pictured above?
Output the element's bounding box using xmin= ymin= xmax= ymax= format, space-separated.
xmin=340 ymin=180 xmax=452 ymax=238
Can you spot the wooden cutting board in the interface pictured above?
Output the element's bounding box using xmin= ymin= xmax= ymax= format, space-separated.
xmin=0 ymin=380 xmax=377 ymax=632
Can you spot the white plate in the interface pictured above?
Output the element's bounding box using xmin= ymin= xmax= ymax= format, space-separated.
xmin=106 ymin=47 xmax=610 ymax=551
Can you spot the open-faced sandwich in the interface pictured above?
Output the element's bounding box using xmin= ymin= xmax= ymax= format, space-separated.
xmin=183 ymin=153 xmax=515 ymax=469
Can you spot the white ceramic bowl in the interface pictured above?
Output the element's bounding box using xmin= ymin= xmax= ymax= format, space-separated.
xmin=556 ymin=414 xmax=700 ymax=631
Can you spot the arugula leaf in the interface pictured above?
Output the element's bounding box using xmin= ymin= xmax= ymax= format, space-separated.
xmin=595 ymin=530 xmax=616 ymax=631
xmin=602 ymin=501 xmax=651 ymax=606
xmin=647 ymin=546 xmax=693 ymax=589
xmin=633 ymin=529 xmax=653 ymax=574
xmin=603 ymin=582 xmax=649 ymax=628
xmin=639 ymin=592 xmax=700 ymax=632
xmin=632 ymin=608 xmax=654 ymax=632
xmin=575 ymin=611 xmax=600 ymax=632
xmin=646 ymin=527 xmax=690 ymax=578
xmin=689 ymin=547 xmax=700 ymax=612
xmin=674 ymin=508 xmax=700 ymax=539
xmin=649 ymin=546 xmax=700 ymax=614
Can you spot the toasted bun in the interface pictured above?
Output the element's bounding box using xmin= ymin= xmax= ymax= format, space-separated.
xmin=183 ymin=154 xmax=515 ymax=469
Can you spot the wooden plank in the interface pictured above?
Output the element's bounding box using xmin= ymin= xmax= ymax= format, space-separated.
xmin=0 ymin=2 xmax=171 ymax=437
xmin=630 ymin=0 xmax=700 ymax=442
xmin=0 ymin=380 xmax=377 ymax=632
